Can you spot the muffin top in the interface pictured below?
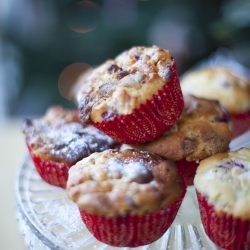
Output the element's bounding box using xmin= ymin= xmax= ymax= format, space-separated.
xmin=78 ymin=45 xmax=177 ymax=124
xmin=194 ymin=148 xmax=250 ymax=220
xmin=181 ymin=67 xmax=250 ymax=114
xmin=22 ymin=106 xmax=118 ymax=165
xmin=67 ymin=149 xmax=185 ymax=217
xmin=131 ymin=95 xmax=231 ymax=162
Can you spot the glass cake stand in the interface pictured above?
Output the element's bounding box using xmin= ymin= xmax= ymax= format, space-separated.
xmin=15 ymin=130 xmax=250 ymax=250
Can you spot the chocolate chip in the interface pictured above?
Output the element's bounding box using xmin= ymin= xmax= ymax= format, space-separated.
xmin=107 ymin=64 xmax=119 ymax=73
xmin=116 ymin=71 xmax=129 ymax=80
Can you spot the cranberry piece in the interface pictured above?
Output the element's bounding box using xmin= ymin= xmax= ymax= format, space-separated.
xmin=234 ymin=159 xmax=244 ymax=168
xmin=216 ymin=106 xmax=231 ymax=123
xmin=217 ymin=161 xmax=232 ymax=169
xmin=101 ymin=111 xmax=118 ymax=122
xmin=134 ymin=55 xmax=140 ymax=61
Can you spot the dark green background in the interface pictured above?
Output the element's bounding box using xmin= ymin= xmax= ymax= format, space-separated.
xmin=2 ymin=0 xmax=250 ymax=117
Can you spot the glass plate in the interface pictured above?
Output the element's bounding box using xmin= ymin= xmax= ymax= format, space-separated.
xmin=16 ymin=155 xmax=223 ymax=250
xmin=15 ymin=130 xmax=250 ymax=250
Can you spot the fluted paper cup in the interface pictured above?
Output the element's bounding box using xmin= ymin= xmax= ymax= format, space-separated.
xmin=196 ymin=191 xmax=250 ymax=250
xmin=175 ymin=159 xmax=199 ymax=186
xmin=79 ymin=191 xmax=185 ymax=247
xmin=28 ymin=145 xmax=71 ymax=189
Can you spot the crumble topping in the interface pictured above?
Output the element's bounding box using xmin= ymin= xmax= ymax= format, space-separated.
xmin=78 ymin=46 xmax=175 ymax=123
xmin=194 ymin=148 xmax=250 ymax=219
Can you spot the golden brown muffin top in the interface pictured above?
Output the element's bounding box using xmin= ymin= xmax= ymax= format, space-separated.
xmin=194 ymin=148 xmax=250 ymax=219
xmin=22 ymin=106 xmax=118 ymax=164
xmin=131 ymin=95 xmax=231 ymax=162
xmin=67 ymin=149 xmax=185 ymax=216
xmin=78 ymin=45 xmax=176 ymax=124
xmin=181 ymin=67 xmax=250 ymax=114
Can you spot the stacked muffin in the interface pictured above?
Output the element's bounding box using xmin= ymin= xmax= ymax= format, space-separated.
xmin=130 ymin=94 xmax=232 ymax=185
xmin=22 ymin=45 xmax=238 ymax=247
xmin=66 ymin=45 xmax=188 ymax=246
xmin=181 ymin=66 xmax=250 ymax=138
xmin=78 ymin=45 xmax=184 ymax=144
xmin=22 ymin=105 xmax=119 ymax=188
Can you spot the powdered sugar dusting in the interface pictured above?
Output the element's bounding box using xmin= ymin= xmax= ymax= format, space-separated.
xmin=49 ymin=201 xmax=85 ymax=232
xmin=107 ymin=158 xmax=151 ymax=182
xmin=68 ymin=149 xmax=184 ymax=217
xmin=23 ymin=106 xmax=118 ymax=164
xmin=238 ymin=171 xmax=250 ymax=188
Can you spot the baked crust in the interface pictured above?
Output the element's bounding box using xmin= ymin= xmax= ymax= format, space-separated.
xmin=67 ymin=149 xmax=185 ymax=216
xmin=194 ymin=148 xmax=250 ymax=220
xmin=131 ymin=95 xmax=231 ymax=161
xmin=78 ymin=45 xmax=175 ymax=123
xmin=22 ymin=106 xmax=118 ymax=164
xmin=181 ymin=67 xmax=250 ymax=114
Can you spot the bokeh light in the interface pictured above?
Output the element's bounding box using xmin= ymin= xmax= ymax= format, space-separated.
xmin=58 ymin=62 xmax=92 ymax=101
xmin=66 ymin=1 xmax=101 ymax=33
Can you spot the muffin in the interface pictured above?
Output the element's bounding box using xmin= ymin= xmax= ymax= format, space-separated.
xmin=78 ymin=45 xmax=184 ymax=144
xmin=67 ymin=149 xmax=186 ymax=247
xmin=194 ymin=148 xmax=250 ymax=250
xmin=131 ymin=95 xmax=232 ymax=185
xmin=181 ymin=66 xmax=250 ymax=138
xmin=22 ymin=105 xmax=118 ymax=188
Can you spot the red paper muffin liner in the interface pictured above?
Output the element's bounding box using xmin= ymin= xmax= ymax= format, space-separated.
xmin=27 ymin=145 xmax=72 ymax=189
xmin=232 ymin=110 xmax=250 ymax=139
xmin=196 ymin=191 xmax=250 ymax=250
xmin=92 ymin=62 xmax=184 ymax=144
xmin=175 ymin=159 xmax=199 ymax=186
xmin=79 ymin=190 xmax=186 ymax=247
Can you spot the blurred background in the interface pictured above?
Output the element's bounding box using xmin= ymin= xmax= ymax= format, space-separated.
xmin=1 ymin=0 xmax=250 ymax=119
xmin=1 ymin=1 xmax=250 ymax=249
